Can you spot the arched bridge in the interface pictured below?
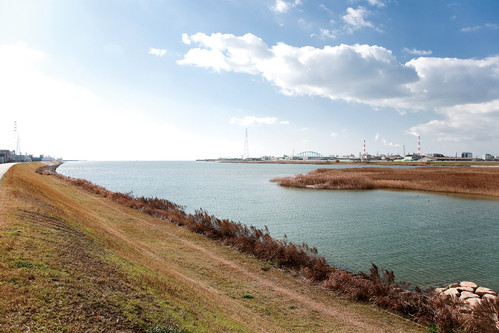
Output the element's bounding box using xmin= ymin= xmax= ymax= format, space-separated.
xmin=296 ymin=151 xmax=323 ymax=157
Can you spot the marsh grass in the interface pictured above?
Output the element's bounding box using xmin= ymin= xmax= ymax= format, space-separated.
xmin=271 ymin=167 xmax=499 ymax=197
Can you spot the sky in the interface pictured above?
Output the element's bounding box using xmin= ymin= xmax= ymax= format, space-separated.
xmin=1 ymin=0 xmax=498 ymax=160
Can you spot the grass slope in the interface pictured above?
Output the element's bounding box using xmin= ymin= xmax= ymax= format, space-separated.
xmin=0 ymin=163 xmax=425 ymax=332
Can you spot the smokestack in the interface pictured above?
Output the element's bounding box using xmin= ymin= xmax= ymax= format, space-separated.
xmin=418 ymin=136 xmax=421 ymax=156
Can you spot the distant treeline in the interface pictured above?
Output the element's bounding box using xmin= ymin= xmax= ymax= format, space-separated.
xmin=37 ymin=164 xmax=499 ymax=332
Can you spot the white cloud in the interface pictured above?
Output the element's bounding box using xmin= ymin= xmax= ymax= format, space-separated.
xmin=319 ymin=4 xmax=333 ymax=14
xmin=298 ymin=19 xmax=312 ymax=29
xmin=410 ymin=100 xmax=499 ymax=143
xmin=342 ymin=6 xmax=374 ymax=33
xmin=406 ymin=131 xmax=419 ymax=137
xmin=179 ymin=33 xmax=419 ymax=104
xmin=179 ymin=33 xmax=499 ymax=110
xmin=461 ymin=23 xmax=498 ymax=32
xmin=179 ymin=33 xmax=499 ymax=143
xmin=402 ymin=47 xmax=432 ymax=56
xmin=271 ymin=0 xmax=301 ymax=14
xmin=320 ymin=28 xmax=340 ymax=39
xmin=230 ymin=116 xmax=288 ymax=126
xmin=149 ymin=48 xmax=167 ymax=57
xmin=330 ymin=133 xmax=339 ymax=137
xmin=367 ymin=0 xmax=385 ymax=7
xmin=375 ymin=133 xmax=380 ymax=141
xmin=404 ymin=56 xmax=499 ymax=109
xmin=179 ymin=33 xmax=272 ymax=74
xmin=181 ymin=33 xmax=191 ymax=45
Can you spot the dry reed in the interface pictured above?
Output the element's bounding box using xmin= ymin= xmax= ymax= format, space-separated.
xmin=271 ymin=166 xmax=499 ymax=197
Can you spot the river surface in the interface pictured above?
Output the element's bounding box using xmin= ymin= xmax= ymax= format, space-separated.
xmin=58 ymin=161 xmax=499 ymax=291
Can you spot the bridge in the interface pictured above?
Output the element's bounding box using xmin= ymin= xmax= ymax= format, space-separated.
xmin=296 ymin=151 xmax=323 ymax=158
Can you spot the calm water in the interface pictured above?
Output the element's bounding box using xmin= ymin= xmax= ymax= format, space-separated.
xmin=58 ymin=161 xmax=499 ymax=290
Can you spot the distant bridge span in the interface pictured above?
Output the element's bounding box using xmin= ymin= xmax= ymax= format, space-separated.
xmin=296 ymin=151 xmax=323 ymax=157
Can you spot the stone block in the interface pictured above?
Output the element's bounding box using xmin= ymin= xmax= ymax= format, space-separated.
xmin=475 ymin=287 xmax=497 ymax=296
xmin=460 ymin=281 xmax=478 ymax=290
xmin=460 ymin=291 xmax=480 ymax=301
xmin=443 ymin=288 xmax=460 ymax=298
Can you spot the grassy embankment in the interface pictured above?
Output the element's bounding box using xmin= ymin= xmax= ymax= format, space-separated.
xmin=271 ymin=167 xmax=499 ymax=197
xmin=0 ymin=163 xmax=428 ymax=332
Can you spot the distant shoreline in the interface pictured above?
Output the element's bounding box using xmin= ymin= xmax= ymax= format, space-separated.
xmin=198 ymin=159 xmax=499 ymax=167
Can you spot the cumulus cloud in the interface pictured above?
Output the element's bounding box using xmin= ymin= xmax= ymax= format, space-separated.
xmin=179 ymin=33 xmax=420 ymax=104
xmin=179 ymin=33 xmax=499 ymax=143
xmin=179 ymin=33 xmax=272 ymax=74
xmin=181 ymin=33 xmax=191 ymax=45
xmin=404 ymin=56 xmax=499 ymax=109
xmin=149 ymin=48 xmax=167 ymax=57
xmin=271 ymin=0 xmax=302 ymax=13
xmin=230 ymin=116 xmax=289 ymax=126
xmin=330 ymin=133 xmax=339 ymax=137
xmin=409 ymin=100 xmax=499 ymax=143
xmin=342 ymin=6 xmax=374 ymax=33
xmin=402 ymin=47 xmax=432 ymax=56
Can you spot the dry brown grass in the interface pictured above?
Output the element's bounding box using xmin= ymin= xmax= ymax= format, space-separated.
xmin=271 ymin=166 xmax=499 ymax=197
xmin=0 ymin=163 xmax=429 ymax=332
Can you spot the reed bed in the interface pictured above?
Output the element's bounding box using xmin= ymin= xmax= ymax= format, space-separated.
xmin=37 ymin=164 xmax=499 ymax=332
xmin=271 ymin=167 xmax=499 ymax=197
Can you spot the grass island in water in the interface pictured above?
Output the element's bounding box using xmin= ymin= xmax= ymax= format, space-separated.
xmin=271 ymin=166 xmax=499 ymax=197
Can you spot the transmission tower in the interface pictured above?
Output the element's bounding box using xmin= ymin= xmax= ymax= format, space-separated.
xmin=14 ymin=121 xmax=21 ymax=154
xmin=243 ymin=128 xmax=249 ymax=159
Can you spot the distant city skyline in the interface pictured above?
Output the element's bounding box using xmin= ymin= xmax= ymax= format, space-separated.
xmin=1 ymin=1 xmax=499 ymax=160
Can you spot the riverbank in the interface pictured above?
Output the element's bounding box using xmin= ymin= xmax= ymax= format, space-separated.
xmin=0 ymin=163 xmax=427 ymax=332
xmin=271 ymin=166 xmax=499 ymax=197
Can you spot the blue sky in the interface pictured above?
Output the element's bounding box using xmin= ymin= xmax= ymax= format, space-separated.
xmin=1 ymin=0 xmax=498 ymax=160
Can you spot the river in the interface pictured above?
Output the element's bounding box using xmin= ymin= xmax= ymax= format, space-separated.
xmin=57 ymin=161 xmax=499 ymax=291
